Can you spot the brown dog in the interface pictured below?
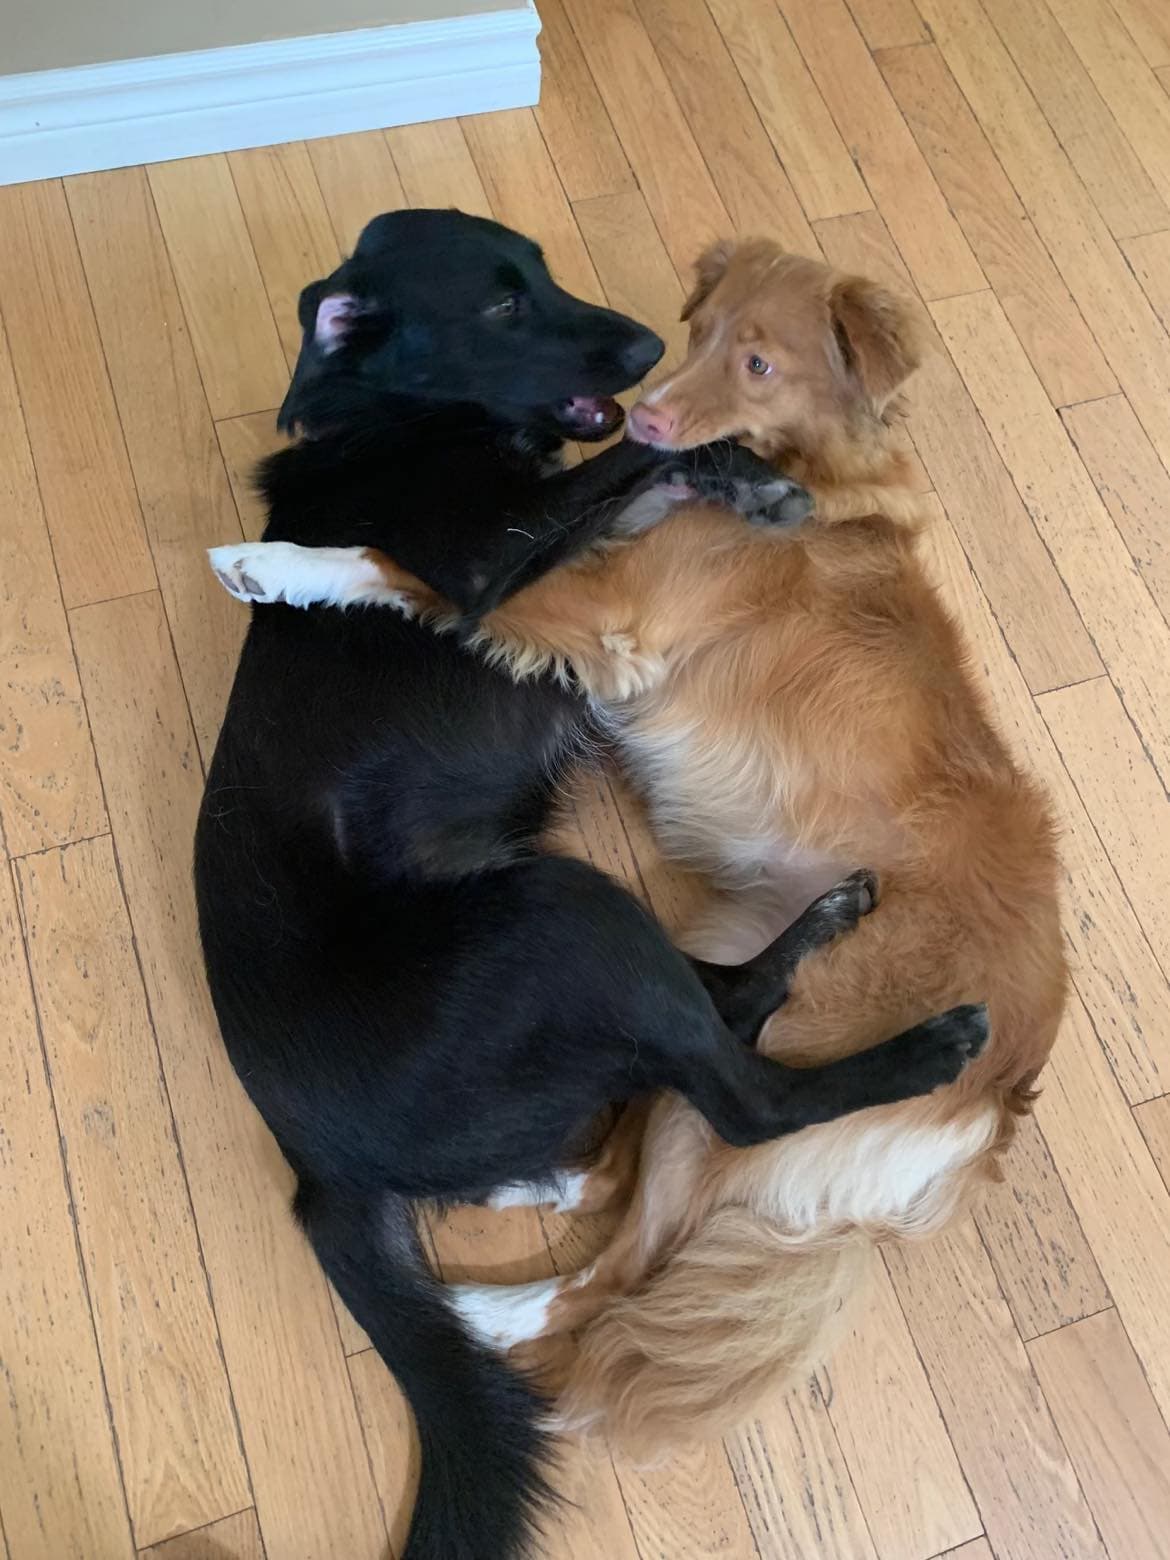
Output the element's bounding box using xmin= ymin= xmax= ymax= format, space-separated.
xmin=211 ymin=242 xmax=1066 ymax=1449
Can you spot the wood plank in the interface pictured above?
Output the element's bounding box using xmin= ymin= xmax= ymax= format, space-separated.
xmin=69 ymin=592 xmax=386 ymax=1560
xmin=1048 ymin=0 xmax=1170 ymax=214
xmin=618 ymin=1443 xmax=757 ymax=1558
xmin=347 ymin=1348 xmax=418 ymax=1560
xmin=915 ymin=499 xmax=1170 ymax=1105
xmin=0 ymin=182 xmax=153 ymax=608
xmin=727 ymin=1381 xmax=878 ymax=1560
xmin=0 ymin=307 xmax=106 ymax=855
xmin=214 ymin=413 xmax=286 ymax=543
xmin=814 ymin=209 xmax=1102 ymax=695
xmin=306 ymin=130 xmax=407 ymax=255
xmin=573 ymin=191 xmax=689 ymax=370
xmin=228 ymin=143 xmax=342 ymax=370
xmin=461 ymin=110 xmax=605 ymax=305
xmin=974 ymin=1116 xmax=1110 ymax=1341
xmin=1062 ymin=393 xmax=1170 ymax=625
xmin=634 ymin=0 xmax=820 ymax=255
xmin=533 ymin=0 xmax=635 ymax=202
xmin=1040 ymin=677 xmax=1170 ymax=969
xmin=777 ymin=0 xmax=985 ymax=301
xmin=886 ymin=1219 xmax=1106 ymax=1560
xmin=1113 ymin=0 xmax=1170 ymax=68
xmin=384 ymin=120 xmax=493 ymax=218
xmin=542 ymin=1441 xmax=643 ymax=1560
xmin=917 ymin=0 xmax=1170 ymax=476
xmin=709 ymin=0 xmax=870 ymax=225
xmin=823 ymin=1261 xmax=981 ymax=1559
xmin=933 ymin=288 xmax=1170 ymax=781
xmin=979 ymin=0 xmax=1168 ymax=240
xmin=935 ymin=1543 xmax=993 ymax=1560
xmin=1035 ymin=993 xmax=1170 ymax=1427
xmin=564 ymin=0 xmax=734 ymax=269
xmin=845 ymin=0 xmax=928 ymax=49
xmin=0 ymin=860 xmax=135 ymax=1560
xmin=877 ymin=41 xmax=1117 ymax=407
xmin=1139 ymin=1095 xmax=1170 ymax=1190
xmin=139 ymin=1509 xmax=265 ymax=1560
xmin=1029 ymin=1308 xmax=1170 ymax=1560
xmin=1123 ymin=228 xmax=1170 ymax=333
xmin=147 ymin=158 xmax=289 ymax=421
xmin=68 ymin=167 xmax=246 ymax=763
xmin=17 ymin=838 xmax=248 ymax=1546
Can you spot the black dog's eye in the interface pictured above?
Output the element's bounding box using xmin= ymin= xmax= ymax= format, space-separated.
xmin=485 ymin=295 xmax=522 ymax=320
xmin=747 ymin=354 xmax=772 ymax=377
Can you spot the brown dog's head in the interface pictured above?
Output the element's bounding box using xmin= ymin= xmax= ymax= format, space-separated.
xmin=627 ymin=239 xmax=925 ymax=457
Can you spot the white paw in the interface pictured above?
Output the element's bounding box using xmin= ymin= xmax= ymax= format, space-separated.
xmin=208 ymin=542 xmax=417 ymax=617
xmin=209 ymin=541 xmax=313 ymax=605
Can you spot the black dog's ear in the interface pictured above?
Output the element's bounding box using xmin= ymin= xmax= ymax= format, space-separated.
xmin=680 ymin=239 xmax=737 ymax=322
xmin=278 ymin=276 xmax=376 ymax=433
xmin=827 ymin=274 xmax=925 ymax=415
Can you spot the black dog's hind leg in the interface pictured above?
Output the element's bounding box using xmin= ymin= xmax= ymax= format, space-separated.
xmin=692 ymin=870 xmax=877 ymax=1044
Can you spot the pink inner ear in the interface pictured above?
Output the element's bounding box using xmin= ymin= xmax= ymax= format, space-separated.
xmin=315 ymin=294 xmax=358 ymax=354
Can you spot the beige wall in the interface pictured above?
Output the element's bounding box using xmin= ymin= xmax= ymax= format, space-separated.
xmin=5 ymin=0 xmax=512 ymax=75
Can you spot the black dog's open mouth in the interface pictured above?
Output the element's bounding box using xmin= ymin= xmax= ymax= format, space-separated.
xmin=555 ymin=395 xmax=624 ymax=440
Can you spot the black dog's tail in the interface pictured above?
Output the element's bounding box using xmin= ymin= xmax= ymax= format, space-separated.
xmin=294 ymin=1181 xmax=555 ymax=1560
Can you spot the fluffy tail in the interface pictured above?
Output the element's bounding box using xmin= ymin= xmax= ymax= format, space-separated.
xmin=557 ymin=1207 xmax=872 ymax=1451
xmin=295 ymin=1182 xmax=554 ymax=1560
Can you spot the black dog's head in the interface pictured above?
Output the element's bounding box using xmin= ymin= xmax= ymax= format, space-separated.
xmin=278 ymin=209 xmax=664 ymax=442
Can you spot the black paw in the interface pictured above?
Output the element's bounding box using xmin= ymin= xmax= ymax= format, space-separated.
xmin=661 ymin=445 xmax=814 ymax=529
xmin=799 ymin=868 xmax=880 ymax=936
xmin=882 ymin=1003 xmax=990 ymax=1096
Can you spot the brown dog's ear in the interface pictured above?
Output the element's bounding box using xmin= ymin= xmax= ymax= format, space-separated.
xmin=828 ymin=275 xmax=924 ymax=413
xmin=680 ymin=239 xmax=737 ymax=321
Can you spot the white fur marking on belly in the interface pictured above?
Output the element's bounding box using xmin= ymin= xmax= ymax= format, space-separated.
xmin=450 ymin=1277 xmax=562 ymax=1348
xmin=209 ymin=541 xmax=416 ymax=615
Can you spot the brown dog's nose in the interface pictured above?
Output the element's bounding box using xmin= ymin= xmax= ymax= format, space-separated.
xmin=627 ymin=402 xmax=676 ymax=445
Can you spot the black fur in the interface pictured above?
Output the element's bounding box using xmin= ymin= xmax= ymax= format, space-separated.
xmin=195 ymin=211 xmax=986 ymax=1560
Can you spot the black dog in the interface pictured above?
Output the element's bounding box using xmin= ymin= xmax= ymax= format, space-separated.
xmin=194 ymin=210 xmax=985 ymax=1560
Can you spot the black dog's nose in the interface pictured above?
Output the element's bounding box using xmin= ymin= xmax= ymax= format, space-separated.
xmin=622 ymin=330 xmax=666 ymax=379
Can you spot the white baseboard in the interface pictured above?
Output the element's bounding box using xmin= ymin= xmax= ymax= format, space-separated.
xmin=0 ymin=5 xmax=541 ymax=187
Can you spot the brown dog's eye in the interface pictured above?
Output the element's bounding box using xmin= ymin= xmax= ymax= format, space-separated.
xmin=486 ymin=295 xmax=521 ymax=319
xmin=747 ymin=354 xmax=772 ymax=376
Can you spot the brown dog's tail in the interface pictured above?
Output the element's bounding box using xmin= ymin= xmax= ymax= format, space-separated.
xmin=554 ymin=1208 xmax=872 ymax=1451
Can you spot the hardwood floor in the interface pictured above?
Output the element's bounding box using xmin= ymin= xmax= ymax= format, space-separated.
xmin=2 ymin=0 xmax=1169 ymax=1554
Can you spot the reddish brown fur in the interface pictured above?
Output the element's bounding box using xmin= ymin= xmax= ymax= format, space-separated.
xmin=354 ymin=244 xmax=1067 ymax=1445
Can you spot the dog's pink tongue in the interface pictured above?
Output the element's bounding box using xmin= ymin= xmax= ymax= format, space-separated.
xmin=566 ymin=395 xmax=621 ymax=428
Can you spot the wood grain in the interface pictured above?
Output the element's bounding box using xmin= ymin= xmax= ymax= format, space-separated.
xmin=573 ymin=191 xmax=689 ymax=369
xmin=822 ymin=1261 xmax=982 ymax=1559
xmin=563 ymin=0 xmax=733 ymax=269
xmin=709 ymin=0 xmax=870 ymax=224
xmin=67 ymin=167 xmax=247 ymax=762
xmin=214 ymin=412 xmax=286 ymax=543
xmin=1123 ymin=228 xmax=1170 ymax=332
xmin=877 ymin=41 xmax=1117 ymax=407
xmin=0 ymin=861 xmax=135 ymax=1560
xmin=778 ymin=0 xmax=986 ymax=301
xmin=147 ymin=158 xmax=289 ymax=421
xmin=814 ymin=209 xmax=1102 ymax=695
xmin=17 ymin=838 xmax=248 ymax=1545
xmin=384 ymin=120 xmax=493 ymax=217
xmin=534 ymin=0 xmax=634 ymax=202
xmin=1029 ymin=1308 xmax=1170 ymax=1560
xmin=139 ymin=1509 xmax=265 ymax=1560
xmin=0 ymin=181 xmax=153 ymax=608
xmin=845 ymin=0 xmax=928 ymax=49
xmin=69 ymin=593 xmax=386 ymax=1560
xmin=228 ymin=143 xmax=342 ymax=369
xmin=634 ymin=0 xmax=820 ymax=254
xmin=918 ymin=0 xmax=1170 ymax=477
xmin=1062 ymin=393 xmax=1170 ymax=624
xmin=307 ymin=131 xmax=407 ymax=254
xmin=933 ymin=288 xmax=1170 ymax=782
xmin=0 ymin=310 xmax=105 ymax=855
xmin=887 ymin=1219 xmax=1107 ymax=1560
xmin=974 ymin=1116 xmax=1110 ymax=1342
